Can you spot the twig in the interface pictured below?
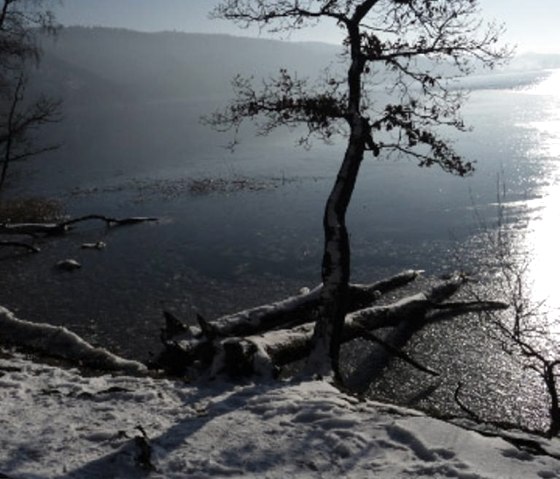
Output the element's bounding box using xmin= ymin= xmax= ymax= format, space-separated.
xmin=59 ymin=215 xmax=158 ymax=228
xmin=0 ymin=215 xmax=158 ymax=237
xmin=432 ymin=301 xmax=509 ymax=311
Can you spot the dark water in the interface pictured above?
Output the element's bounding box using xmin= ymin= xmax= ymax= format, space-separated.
xmin=2 ymin=69 xmax=560 ymax=431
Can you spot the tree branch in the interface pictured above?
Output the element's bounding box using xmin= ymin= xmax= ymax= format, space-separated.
xmin=0 ymin=215 xmax=158 ymax=236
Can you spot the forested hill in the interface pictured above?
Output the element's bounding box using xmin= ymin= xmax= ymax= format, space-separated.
xmin=32 ymin=27 xmax=341 ymax=106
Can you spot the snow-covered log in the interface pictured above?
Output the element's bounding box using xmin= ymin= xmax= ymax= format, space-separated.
xmin=197 ymin=269 xmax=422 ymax=339
xmin=207 ymin=285 xmax=322 ymax=338
xmin=0 ymin=222 xmax=67 ymax=236
xmin=157 ymin=275 xmax=508 ymax=378
xmin=347 ymin=269 xmax=424 ymax=309
xmin=0 ymin=306 xmax=147 ymax=374
xmin=345 ymin=274 xmax=467 ymax=332
xmin=154 ymin=270 xmax=421 ymax=375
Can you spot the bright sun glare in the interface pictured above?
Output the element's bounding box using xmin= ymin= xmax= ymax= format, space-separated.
xmin=520 ymin=69 xmax=560 ymax=331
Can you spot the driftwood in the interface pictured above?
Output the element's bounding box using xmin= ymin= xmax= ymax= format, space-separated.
xmin=0 ymin=215 xmax=158 ymax=237
xmin=154 ymin=272 xmax=508 ymax=379
xmin=0 ymin=215 xmax=158 ymax=257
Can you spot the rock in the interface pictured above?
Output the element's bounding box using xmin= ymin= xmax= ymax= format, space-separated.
xmin=56 ymin=259 xmax=81 ymax=271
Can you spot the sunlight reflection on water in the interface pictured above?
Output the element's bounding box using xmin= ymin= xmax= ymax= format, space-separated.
xmin=525 ymin=191 xmax=560 ymax=318
xmin=520 ymin=71 xmax=560 ymax=332
xmin=526 ymin=68 xmax=560 ymax=97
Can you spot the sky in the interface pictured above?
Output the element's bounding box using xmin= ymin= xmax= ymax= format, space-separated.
xmin=52 ymin=1 xmax=560 ymax=54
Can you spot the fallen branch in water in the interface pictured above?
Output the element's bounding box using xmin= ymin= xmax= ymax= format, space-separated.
xmin=61 ymin=215 xmax=159 ymax=228
xmin=0 ymin=215 xmax=158 ymax=237
xmin=205 ymin=269 xmax=422 ymax=338
xmin=153 ymin=272 xmax=508 ymax=379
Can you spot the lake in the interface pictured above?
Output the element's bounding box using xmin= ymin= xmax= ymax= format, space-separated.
xmin=2 ymin=67 xmax=560 ymax=431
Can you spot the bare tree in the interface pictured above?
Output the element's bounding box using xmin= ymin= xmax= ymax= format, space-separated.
xmin=206 ymin=0 xmax=510 ymax=380
xmin=0 ymin=0 xmax=60 ymax=191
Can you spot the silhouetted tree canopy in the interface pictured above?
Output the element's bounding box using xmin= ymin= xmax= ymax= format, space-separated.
xmin=206 ymin=0 xmax=511 ymax=380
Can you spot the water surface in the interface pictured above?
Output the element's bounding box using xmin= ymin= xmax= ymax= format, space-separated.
xmin=3 ymin=68 xmax=560 ymax=431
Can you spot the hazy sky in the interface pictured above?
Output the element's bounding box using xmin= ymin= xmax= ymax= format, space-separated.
xmin=54 ymin=1 xmax=560 ymax=54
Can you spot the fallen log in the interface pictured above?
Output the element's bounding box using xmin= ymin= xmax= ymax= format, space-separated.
xmin=0 ymin=306 xmax=147 ymax=374
xmin=154 ymin=270 xmax=422 ymax=375
xmin=61 ymin=215 xmax=158 ymax=228
xmin=155 ymin=274 xmax=509 ymax=379
xmin=211 ymin=276 xmax=470 ymax=376
xmin=169 ymin=269 xmax=422 ymax=342
xmin=347 ymin=269 xmax=426 ymax=309
xmin=0 ymin=222 xmax=67 ymax=236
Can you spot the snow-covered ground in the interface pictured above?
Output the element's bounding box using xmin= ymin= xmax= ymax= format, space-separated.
xmin=1 ymin=348 xmax=560 ymax=478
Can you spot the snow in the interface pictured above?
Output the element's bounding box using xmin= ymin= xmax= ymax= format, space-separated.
xmin=212 ymin=284 xmax=322 ymax=335
xmin=1 ymin=348 xmax=560 ymax=478
xmin=0 ymin=306 xmax=146 ymax=374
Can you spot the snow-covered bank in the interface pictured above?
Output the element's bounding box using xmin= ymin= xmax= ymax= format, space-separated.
xmin=1 ymin=349 xmax=560 ymax=478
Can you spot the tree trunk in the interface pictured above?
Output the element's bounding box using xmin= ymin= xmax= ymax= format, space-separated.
xmin=0 ymin=73 xmax=23 ymax=191
xmin=305 ymin=19 xmax=369 ymax=380
xmin=306 ymin=122 xmax=366 ymax=379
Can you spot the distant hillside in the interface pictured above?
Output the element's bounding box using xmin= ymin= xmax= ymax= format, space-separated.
xmin=32 ymin=27 xmax=341 ymax=107
xmin=30 ymin=27 xmax=560 ymax=108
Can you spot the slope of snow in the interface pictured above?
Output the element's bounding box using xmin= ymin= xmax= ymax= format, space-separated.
xmin=1 ymin=349 xmax=560 ymax=478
